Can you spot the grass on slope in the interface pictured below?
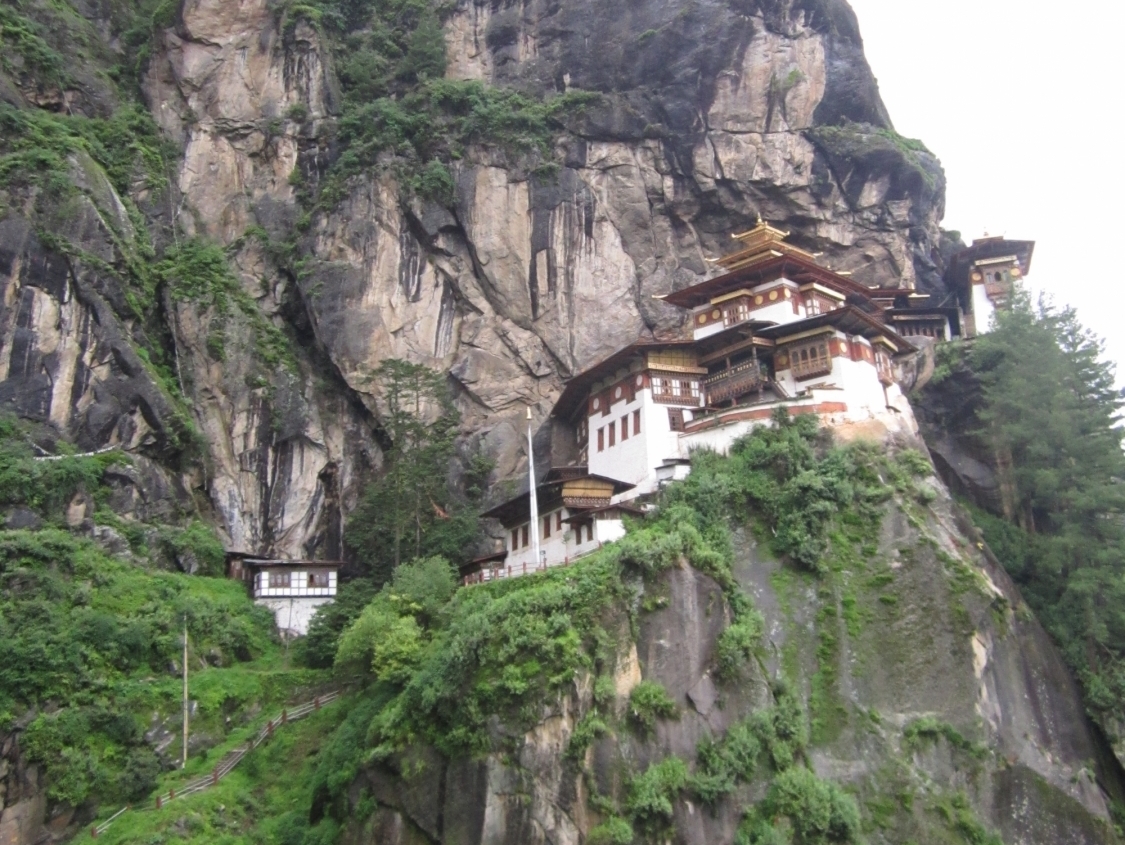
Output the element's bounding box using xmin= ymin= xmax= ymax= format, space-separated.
xmin=0 ymin=526 xmax=329 ymax=811
xmin=70 ymin=698 xmax=348 ymax=845
xmin=0 ymin=415 xmax=330 ymax=815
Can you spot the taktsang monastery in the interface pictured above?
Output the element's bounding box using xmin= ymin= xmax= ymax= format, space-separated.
xmin=466 ymin=222 xmax=1034 ymax=584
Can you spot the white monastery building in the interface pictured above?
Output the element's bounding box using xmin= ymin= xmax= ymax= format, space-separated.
xmin=227 ymin=553 xmax=340 ymax=637
xmin=463 ymin=222 xmax=1034 ymax=585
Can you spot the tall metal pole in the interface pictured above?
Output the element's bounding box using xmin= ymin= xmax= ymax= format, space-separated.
xmin=182 ymin=617 xmax=189 ymax=769
xmin=527 ymin=408 xmax=541 ymax=568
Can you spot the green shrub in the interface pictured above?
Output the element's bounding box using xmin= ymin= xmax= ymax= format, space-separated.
xmin=587 ymin=816 xmax=634 ymax=845
xmin=716 ymin=611 xmax=765 ymax=677
xmin=158 ymin=520 xmax=226 ymax=575
xmin=566 ymin=712 xmax=609 ymax=760
xmin=753 ymin=682 xmax=809 ymax=772
xmin=302 ymin=577 xmax=380 ymax=668
xmin=626 ymin=756 xmax=689 ymax=827
xmin=384 ymin=555 xmax=459 ymax=622
xmin=628 ymin=680 xmax=678 ymax=733
xmin=903 ymin=717 xmax=987 ymax=759
xmin=659 ymin=412 xmax=906 ymax=576
xmin=739 ymin=766 xmax=860 ymax=845
xmin=593 ymin=674 xmax=616 ymax=707
xmin=691 ymin=719 xmax=762 ymax=803
xmin=354 ymin=552 xmax=630 ymax=759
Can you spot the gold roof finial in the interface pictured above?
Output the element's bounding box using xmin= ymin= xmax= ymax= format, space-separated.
xmin=714 ymin=213 xmax=816 ymax=271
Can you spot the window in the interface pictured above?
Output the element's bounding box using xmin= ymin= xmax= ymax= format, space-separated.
xmin=724 ymin=300 xmax=750 ymax=327
xmin=268 ymin=571 xmax=291 ymax=589
xmin=805 ymin=296 xmax=822 ymax=317
xmin=512 ymin=529 xmax=519 ymax=550
xmin=608 ymin=424 xmax=615 ymax=447
xmin=308 ymin=572 xmax=330 ymax=588
xmin=787 ymin=339 xmax=832 ymax=379
xmin=875 ymin=348 xmax=894 ymax=385
xmin=668 ymin=408 xmax=685 ymax=432
xmin=543 ymin=516 xmax=551 ymax=538
xmin=597 ymin=427 xmax=604 ymax=452
xmin=621 ymin=417 xmax=629 ymax=441
xmin=557 ymin=512 xmax=563 ymax=531
xmin=633 ymin=409 xmax=641 ymax=435
xmin=522 ymin=525 xmax=529 ymax=548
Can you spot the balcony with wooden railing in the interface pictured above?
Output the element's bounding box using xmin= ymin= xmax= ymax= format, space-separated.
xmin=703 ymin=361 xmax=766 ymax=405
xmin=651 ymin=376 xmax=703 ymax=406
xmin=789 ymin=355 xmax=832 ymax=380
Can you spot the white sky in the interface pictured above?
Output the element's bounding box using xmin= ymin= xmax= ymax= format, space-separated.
xmin=846 ymin=0 xmax=1125 ymax=380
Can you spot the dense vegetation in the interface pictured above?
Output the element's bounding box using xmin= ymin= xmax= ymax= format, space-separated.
xmin=0 ymin=406 xmax=1014 ymax=844
xmin=926 ymin=289 xmax=1125 ymax=733
xmin=0 ymin=416 xmax=328 ymax=815
xmin=283 ymin=416 xmax=1001 ymax=845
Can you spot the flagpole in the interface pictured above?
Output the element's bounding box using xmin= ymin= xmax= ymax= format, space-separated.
xmin=527 ymin=408 xmax=541 ymax=569
xmin=182 ymin=616 xmax=189 ymax=769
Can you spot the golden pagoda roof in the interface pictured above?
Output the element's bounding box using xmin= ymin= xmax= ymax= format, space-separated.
xmin=711 ymin=217 xmax=818 ymax=272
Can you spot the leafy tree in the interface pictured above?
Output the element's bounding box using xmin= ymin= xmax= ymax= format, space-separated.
xmin=301 ymin=577 xmax=380 ymax=668
xmin=345 ymin=359 xmax=482 ymax=582
xmin=333 ymin=556 xmax=457 ymax=682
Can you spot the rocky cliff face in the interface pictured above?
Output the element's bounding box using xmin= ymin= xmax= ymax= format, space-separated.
xmin=1 ymin=0 xmax=946 ymax=559
xmin=337 ymin=472 xmax=1122 ymax=845
xmin=0 ymin=0 xmax=950 ymax=554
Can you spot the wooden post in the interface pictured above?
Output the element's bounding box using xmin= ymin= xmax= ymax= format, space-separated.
xmin=267 ymin=720 xmax=274 ymax=737
xmin=282 ymin=709 xmax=288 ymax=725
xmin=156 ymin=795 xmax=162 ymax=809
xmin=753 ymin=344 xmax=763 ymax=402
xmin=212 ymin=768 xmax=219 ymax=785
xmin=91 ymin=826 xmax=98 ymax=838
xmin=169 ymin=788 xmax=175 ymax=800
xmin=314 ymin=696 xmax=321 ymax=711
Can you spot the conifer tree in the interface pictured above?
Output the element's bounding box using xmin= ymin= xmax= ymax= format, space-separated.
xmin=967 ymin=288 xmax=1125 ymax=720
xmin=345 ymin=359 xmax=470 ymax=582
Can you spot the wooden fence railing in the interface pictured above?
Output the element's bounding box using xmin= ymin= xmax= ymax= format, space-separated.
xmin=89 ymin=690 xmax=341 ymax=838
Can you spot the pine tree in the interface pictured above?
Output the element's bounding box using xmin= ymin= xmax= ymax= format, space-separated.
xmin=967 ymin=288 xmax=1125 ymax=722
xmin=345 ymin=360 xmax=468 ymax=582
